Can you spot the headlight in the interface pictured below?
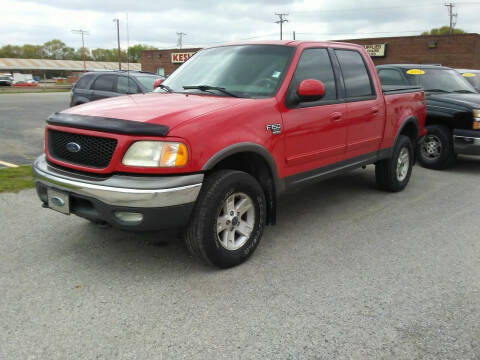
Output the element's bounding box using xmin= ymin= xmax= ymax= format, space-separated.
xmin=122 ymin=141 xmax=188 ymax=167
xmin=473 ymin=109 xmax=480 ymax=130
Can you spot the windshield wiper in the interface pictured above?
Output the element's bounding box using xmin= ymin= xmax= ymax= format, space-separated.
xmin=425 ymin=89 xmax=450 ymax=93
xmin=453 ymin=89 xmax=476 ymax=93
xmin=183 ymin=85 xmax=240 ymax=98
xmin=158 ymin=84 xmax=174 ymax=93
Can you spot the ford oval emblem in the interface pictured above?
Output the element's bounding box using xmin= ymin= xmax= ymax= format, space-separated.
xmin=66 ymin=142 xmax=81 ymax=153
xmin=51 ymin=196 xmax=65 ymax=207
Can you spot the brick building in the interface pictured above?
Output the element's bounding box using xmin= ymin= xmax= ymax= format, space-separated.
xmin=141 ymin=48 xmax=201 ymax=76
xmin=141 ymin=34 xmax=480 ymax=76
xmin=343 ymin=33 xmax=480 ymax=68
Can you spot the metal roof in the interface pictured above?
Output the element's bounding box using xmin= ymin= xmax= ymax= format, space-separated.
xmin=0 ymin=58 xmax=141 ymax=71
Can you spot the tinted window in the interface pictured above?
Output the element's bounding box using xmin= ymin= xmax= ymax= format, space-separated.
xmin=378 ymin=69 xmax=405 ymax=85
xmin=117 ymin=76 xmax=138 ymax=94
xmin=161 ymin=45 xmax=294 ymax=98
xmin=405 ymin=68 xmax=476 ymax=93
xmin=335 ymin=50 xmax=373 ymax=98
xmin=91 ymin=75 xmax=116 ymax=92
xmin=75 ymin=74 xmax=94 ymax=89
xmin=290 ymin=48 xmax=336 ymax=101
xmin=135 ymin=75 xmax=161 ymax=91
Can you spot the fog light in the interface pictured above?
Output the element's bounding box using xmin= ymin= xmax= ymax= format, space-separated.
xmin=114 ymin=211 xmax=143 ymax=223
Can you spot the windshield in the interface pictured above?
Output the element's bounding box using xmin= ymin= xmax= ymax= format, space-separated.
xmin=158 ymin=45 xmax=294 ymax=98
xmin=405 ymin=68 xmax=477 ymax=93
xmin=459 ymin=72 xmax=480 ymax=91
xmin=135 ymin=75 xmax=162 ymax=91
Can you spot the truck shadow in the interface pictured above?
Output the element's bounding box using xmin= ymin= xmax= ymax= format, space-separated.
xmin=67 ymin=168 xmax=382 ymax=274
xmin=450 ymin=155 xmax=480 ymax=174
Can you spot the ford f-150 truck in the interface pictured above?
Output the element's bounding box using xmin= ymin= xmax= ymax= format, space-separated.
xmin=33 ymin=41 xmax=426 ymax=268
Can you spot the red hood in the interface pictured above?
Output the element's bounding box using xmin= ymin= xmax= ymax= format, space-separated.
xmin=63 ymin=93 xmax=245 ymax=130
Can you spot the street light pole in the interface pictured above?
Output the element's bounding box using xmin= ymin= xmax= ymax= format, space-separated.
xmin=113 ymin=18 xmax=121 ymax=70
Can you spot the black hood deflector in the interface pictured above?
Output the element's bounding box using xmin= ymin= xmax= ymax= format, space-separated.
xmin=47 ymin=112 xmax=169 ymax=136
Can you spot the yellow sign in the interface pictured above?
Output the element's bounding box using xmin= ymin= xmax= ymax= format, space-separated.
xmin=462 ymin=72 xmax=477 ymax=77
xmin=406 ymin=69 xmax=425 ymax=75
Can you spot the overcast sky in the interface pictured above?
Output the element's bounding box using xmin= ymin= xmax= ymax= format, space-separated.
xmin=2 ymin=0 xmax=480 ymax=50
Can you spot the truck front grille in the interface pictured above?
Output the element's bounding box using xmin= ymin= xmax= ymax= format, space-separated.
xmin=47 ymin=130 xmax=117 ymax=168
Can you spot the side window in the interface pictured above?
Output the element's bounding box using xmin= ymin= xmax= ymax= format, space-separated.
xmin=290 ymin=48 xmax=337 ymax=102
xmin=75 ymin=74 xmax=94 ymax=89
xmin=91 ymin=75 xmax=115 ymax=92
xmin=335 ymin=50 xmax=374 ymax=98
xmin=117 ymin=76 xmax=138 ymax=94
xmin=378 ymin=69 xmax=404 ymax=86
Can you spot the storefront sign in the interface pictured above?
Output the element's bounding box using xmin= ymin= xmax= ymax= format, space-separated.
xmin=171 ymin=52 xmax=195 ymax=63
xmin=363 ymin=44 xmax=387 ymax=57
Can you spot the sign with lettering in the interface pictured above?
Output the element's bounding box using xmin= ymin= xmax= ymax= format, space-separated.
xmin=171 ymin=52 xmax=195 ymax=63
xmin=363 ymin=44 xmax=387 ymax=57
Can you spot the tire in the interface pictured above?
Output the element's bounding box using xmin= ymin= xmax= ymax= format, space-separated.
xmin=416 ymin=125 xmax=455 ymax=170
xmin=185 ymin=170 xmax=267 ymax=268
xmin=375 ymin=135 xmax=414 ymax=192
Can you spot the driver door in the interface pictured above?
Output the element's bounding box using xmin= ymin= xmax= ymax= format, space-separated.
xmin=282 ymin=48 xmax=347 ymax=176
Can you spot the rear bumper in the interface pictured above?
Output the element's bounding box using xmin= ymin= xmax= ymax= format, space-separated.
xmin=33 ymin=155 xmax=203 ymax=230
xmin=453 ymin=129 xmax=480 ymax=156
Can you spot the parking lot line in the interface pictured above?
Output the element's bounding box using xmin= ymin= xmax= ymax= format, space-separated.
xmin=0 ymin=160 xmax=19 ymax=168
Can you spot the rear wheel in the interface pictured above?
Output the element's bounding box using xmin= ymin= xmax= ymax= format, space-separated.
xmin=185 ymin=170 xmax=266 ymax=268
xmin=375 ymin=135 xmax=413 ymax=192
xmin=417 ymin=125 xmax=455 ymax=170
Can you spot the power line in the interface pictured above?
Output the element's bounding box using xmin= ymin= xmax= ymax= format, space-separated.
xmin=71 ymin=29 xmax=89 ymax=72
xmin=176 ymin=32 xmax=187 ymax=49
xmin=274 ymin=13 xmax=288 ymax=40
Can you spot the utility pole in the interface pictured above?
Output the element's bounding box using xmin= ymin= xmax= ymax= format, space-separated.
xmin=293 ymin=30 xmax=296 ymax=40
xmin=445 ymin=2 xmax=457 ymax=35
xmin=176 ymin=32 xmax=187 ymax=49
xmin=113 ymin=18 xmax=121 ymax=70
xmin=71 ymin=29 xmax=89 ymax=72
xmin=275 ymin=13 xmax=288 ymax=40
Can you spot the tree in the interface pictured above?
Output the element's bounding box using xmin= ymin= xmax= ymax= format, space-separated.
xmin=42 ymin=39 xmax=71 ymax=59
xmin=421 ymin=26 xmax=466 ymax=35
xmin=127 ymin=44 xmax=157 ymax=63
xmin=0 ymin=45 xmax=23 ymax=58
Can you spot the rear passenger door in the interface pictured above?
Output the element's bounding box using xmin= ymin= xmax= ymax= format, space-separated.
xmin=282 ymin=48 xmax=347 ymax=175
xmin=89 ymin=74 xmax=118 ymax=101
xmin=334 ymin=49 xmax=385 ymax=158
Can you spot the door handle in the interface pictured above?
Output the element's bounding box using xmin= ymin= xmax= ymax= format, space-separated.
xmin=371 ymin=106 xmax=379 ymax=114
xmin=330 ymin=112 xmax=342 ymax=122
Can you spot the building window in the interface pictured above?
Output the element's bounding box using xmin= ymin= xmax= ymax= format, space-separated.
xmin=157 ymin=68 xmax=165 ymax=76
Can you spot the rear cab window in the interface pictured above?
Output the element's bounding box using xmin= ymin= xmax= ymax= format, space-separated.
xmin=378 ymin=69 xmax=405 ymax=86
xmin=335 ymin=49 xmax=375 ymax=99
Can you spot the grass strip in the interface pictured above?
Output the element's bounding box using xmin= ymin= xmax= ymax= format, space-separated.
xmin=0 ymin=165 xmax=34 ymax=193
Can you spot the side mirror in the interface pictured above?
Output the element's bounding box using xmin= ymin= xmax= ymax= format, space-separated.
xmin=153 ymin=78 xmax=163 ymax=89
xmin=297 ymin=79 xmax=325 ymax=102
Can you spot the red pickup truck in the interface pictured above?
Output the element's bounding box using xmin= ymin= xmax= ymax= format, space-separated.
xmin=33 ymin=41 xmax=426 ymax=268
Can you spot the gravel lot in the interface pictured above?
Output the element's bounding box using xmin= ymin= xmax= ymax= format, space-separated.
xmin=1 ymin=160 xmax=480 ymax=359
xmin=0 ymin=92 xmax=70 ymax=166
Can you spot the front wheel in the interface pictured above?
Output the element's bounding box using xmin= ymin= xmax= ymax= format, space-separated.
xmin=375 ymin=135 xmax=414 ymax=192
xmin=416 ymin=125 xmax=455 ymax=170
xmin=185 ymin=170 xmax=266 ymax=268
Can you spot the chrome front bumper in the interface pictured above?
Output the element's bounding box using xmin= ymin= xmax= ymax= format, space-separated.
xmin=453 ymin=129 xmax=480 ymax=156
xmin=33 ymin=155 xmax=203 ymax=208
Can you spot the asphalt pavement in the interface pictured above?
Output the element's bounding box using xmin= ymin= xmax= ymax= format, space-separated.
xmin=0 ymin=92 xmax=70 ymax=167
xmin=1 ymin=161 xmax=480 ymax=359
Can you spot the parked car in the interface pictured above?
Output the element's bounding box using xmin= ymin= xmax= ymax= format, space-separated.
xmin=33 ymin=41 xmax=426 ymax=268
xmin=0 ymin=74 xmax=12 ymax=86
xmin=70 ymin=71 xmax=165 ymax=106
xmin=377 ymin=64 xmax=480 ymax=169
xmin=456 ymin=69 xmax=480 ymax=92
